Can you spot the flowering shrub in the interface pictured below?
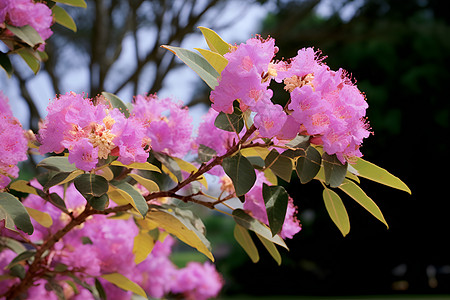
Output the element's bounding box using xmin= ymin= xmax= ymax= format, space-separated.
xmin=0 ymin=4 xmax=411 ymax=299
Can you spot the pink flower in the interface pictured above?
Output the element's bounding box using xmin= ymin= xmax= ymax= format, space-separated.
xmin=132 ymin=94 xmax=193 ymax=158
xmin=0 ymin=92 xmax=28 ymax=189
xmin=210 ymin=36 xmax=277 ymax=114
xmin=254 ymin=102 xmax=287 ymax=138
xmin=172 ymin=262 xmax=223 ymax=300
xmin=67 ymin=138 xmax=99 ymax=171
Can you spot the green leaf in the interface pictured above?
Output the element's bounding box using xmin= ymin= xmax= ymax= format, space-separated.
xmin=101 ymin=273 xmax=146 ymax=297
xmin=48 ymin=192 xmax=69 ymax=214
xmin=198 ymin=26 xmax=231 ymax=55
xmin=153 ymin=152 xmax=182 ymax=182
xmin=7 ymin=250 xmax=36 ymax=268
xmin=234 ymin=224 xmax=259 ymax=263
xmin=195 ymin=48 xmax=228 ymax=73
xmin=6 ymin=25 xmax=44 ymax=47
xmin=214 ymin=110 xmax=244 ymax=134
xmin=52 ymin=5 xmax=77 ymax=32
xmin=52 ymin=0 xmax=87 ymax=8
xmin=222 ymin=153 xmax=256 ymax=196
xmin=353 ymin=158 xmax=411 ymax=194
xmin=147 ymin=205 xmax=214 ymax=261
xmin=262 ymin=184 xmax=288 ymax=236
xmin=0 ymin=51 xmax=13 ymax=77
xmin=43 ymin=170 xmax=83 ymax=192
xmin=198 ymin=144 xmax=217 ymax=163
xmin=0 ymin=192 xmax=34 ymax=234
xmin=101 ymin=92 xmax=130 ymax=118
xmin=232 ymin=209 xmax=288 ymax=250
xmin=256 ymin=234 xmax=282 ymax=266
xmin=0 ymin=237 xmax=27 ymax=254
xmin=295 ymin=146 xmax=322 ymax=183
xmin=322 ymin=153 xmax=348 ymax=188
xmin=95 ymin=278 xmax=107 ymax=300
xmin=264 ymin=149 xmax=294 ymax=182
xmin=339 ymin=179 xmax=388 ymax=228
xmin=37 ymin=156 xmax=77 ymax=173
xmin=17 ymin=48 xmax=40 ymax=74
xmin=161 ymin=45 xmax=219 ymax=90
xmin=9 ymin=180 xmax=39 ymax=196
xmin=110 ymin=181 xmax=148 ymax=217
xmin=74 ymin=174 xmax=108 ymax=198
xmin=322 ymin=187 xmax=350 ymax=236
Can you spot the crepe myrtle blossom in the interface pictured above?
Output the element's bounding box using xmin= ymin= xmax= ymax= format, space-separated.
xmin=0 ymin=92 xmax=28 ymax=189
xmin=132 ymin=94 xmax=193 ymax=158
xmin=38 ymin=92 xmax=149 ymax=171
xmin=0 ymin=0 xmax=53 ymax=50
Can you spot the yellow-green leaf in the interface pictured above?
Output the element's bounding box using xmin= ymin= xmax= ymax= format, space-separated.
xmin=339 ymin=179 xmax=388 ymax=228
xmin=133 ymin=231 xmax=155 ymax=264
xmin=97 ymin=167 xmax=114 ymax=181
xmin=256 ymin=234 xmax=281 ymax=266
xmin=234 ymin=224 xmax=259 ymax=263
xmin=107 ymin=186 xmax=142 ymax=217
xmin=128 ymin=173 xmax=159 ymax=193
xmin=353 ymin=158 xmax=411 ymax=194
xmin=194 ymin=48 xmax=228 ymax=74
xmin=101 ymin=273 xmax=146 ymax=297
xmin=52 ymin=5 xmax=77 ymax=32
xmin=241 ymin=147 xmax=271 ymax=160
xmin=198 ymin=26 xmax=231 ymax=55
xmin=110 ymin=161 xmax=160 ymax=173
xmin=322 ymin=187 xmax=350 ymax=236
xmin=172 ymin=157 xmax=207 ymax=189
xmin=52 ymin=0 xmax=87 ymax=8
xmin=17 ymin=48 xmax=40 ymax=74
xmin=146 ymin=207 xmax=214 ymax=261
xmin=25 ymin=206 xmax=53 ymax=228
xmin=9 ymin=180 xmax=39 ymax=196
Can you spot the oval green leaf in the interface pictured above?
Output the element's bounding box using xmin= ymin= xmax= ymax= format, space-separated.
xmin=101 ymin=273 xmax=146 ymax=297
xmin=322 ymin=153 xmax=348 ymax=188
xmin=52 ymin=5 xmax=77 ymax=32
xmin=198 ymin=26 xmax=231 ymax=55
xmin=101 ymin=92 xmax=130 ymax=118
xmin=0 ymin=192 xmax=33 ymax=234
xmin=296 ymin=146 xmax=322 ymax=184
xmin=222 ymin=153 xmax=256 ymax=197
xmin=262 ymin=183 xmax=288 ymax=237
xmin=234 ymin=224 xmax=259 ymax=263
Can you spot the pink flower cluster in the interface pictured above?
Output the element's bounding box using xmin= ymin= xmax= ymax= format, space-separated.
xmin=243 ymin=171 xmax=301 ymax=239
xmin=0 ymin=182 xmax=223 ymax=299
xmin=0 ymin=92 xmax=28 ymax=189
xmin=38 ymin=92 xmax=149 ymax=171
xmin=132 ymin=94 xmax=193 ymax=158
xmin=0 ymin=0 xmax=53 ymax=50
xmin=210 ymin=37 xmax=371 ymax=163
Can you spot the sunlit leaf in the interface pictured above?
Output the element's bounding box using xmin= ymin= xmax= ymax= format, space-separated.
xmin=52 ymin=5 xmax=77 ymax=32
xmin=0 ymin=192 xmax=33 ymax=234
xmin=339 ymin=179 xmax=388 ymax=228
xmin=353 ymin=158 xmax=411 ymax=194
xmin=262 ymin=184 xmax=288 ymax=236
xmin=133 ymin=231 xmax=155 ymax=264
xmin=322 ymin=187 xmax=350 ymax=236
xmin=53 ymin=0 xmax=87 ymax=7
xmin=153 ymin=152 xmax=182 ymax=182
xmin=256 ymin=234 xmax=282 ymax=266
xmin=128 ymin=173 xmax=159 ymax=193
xmin=147 ymin=205 xmax=214 ymax=261
xmin=101 ymin=273 xmax=146 ymax=297
xmin=6 ymin=25 xmax=43 ymax=47
xmin=232 ymin=209 xmax=288 ymax=250
xmin=195 ymin=48 xmax=228 ymax=73
xmin=172 ymin=157 xmax=208 ymax=189
xmin=198 ymin=26 xmax=231 ymax=55
xmin=222 ymin=153 xmax=256 ymax=196
xmin=110 ymin=181 xmax=148 ymax=217
xmin=9 ymin=180 xmax=39 ymax=196
xmin=234 ymin=224 xmax=259 ymax=263
xmin=17 ymin=48 xmax=40 ymax=74
xmin=110 ymin=161 xmax=160 ymax=172
xmin=25 ymin=206 xmax=53 ymax=228
xmin=162 ymin=45 xmax=219 ymax=89
xmin=241 ymin=147 xmax=271 ymax=160
xmin=43 ymin=170 xmax=83 ymax=192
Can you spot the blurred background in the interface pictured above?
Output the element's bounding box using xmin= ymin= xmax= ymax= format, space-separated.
xmin=1 ymin=0 xmax=450 ymax=298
